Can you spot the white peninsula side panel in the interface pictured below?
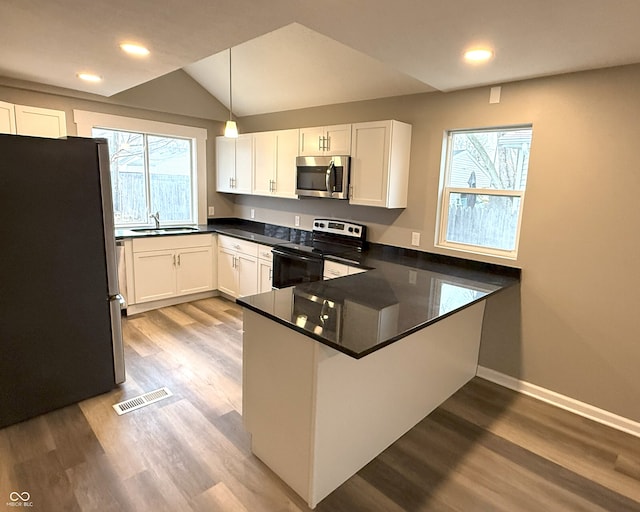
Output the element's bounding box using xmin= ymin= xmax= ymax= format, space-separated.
xmin=242 ymin=300 xmax=486 ymax=509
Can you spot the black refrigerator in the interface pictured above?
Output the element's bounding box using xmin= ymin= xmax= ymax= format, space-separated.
xmin=0 ymin=133 xmax=125 ymax=429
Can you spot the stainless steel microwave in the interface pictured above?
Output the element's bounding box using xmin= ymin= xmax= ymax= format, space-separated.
xmin=296 ymin=156 xmax=350 ymax=199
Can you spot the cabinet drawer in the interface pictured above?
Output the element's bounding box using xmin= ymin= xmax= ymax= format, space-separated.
xmin=218 ymin=234 xmax=259 ymax=257
xmin=133 ymin=234 xmax=211 ymax=252
xmin=257 ymin=244 xmax=273 ymax=262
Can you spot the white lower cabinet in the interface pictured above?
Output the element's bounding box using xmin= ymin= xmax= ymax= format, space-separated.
xmin=218 ymin=235 xmax=259 ymax=298
xmin=176 ymin=246 xmax=216 ymax=295
xmin=133 ymin=249 xmax=176 ymax=302
xmin=131 ymin=234 xmax=214 ymax=304
xmin=258 ymin=244 xmax=274 ymax=292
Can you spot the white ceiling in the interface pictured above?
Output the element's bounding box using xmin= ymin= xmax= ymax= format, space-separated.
xmin=2 ymin=0 xmax=640 ymax=117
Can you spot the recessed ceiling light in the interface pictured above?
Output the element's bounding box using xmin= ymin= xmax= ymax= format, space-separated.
xmin=464 ymin=49 xmax=494 ymax=63
xmin=77 ymin=72 xmax=102 ymax=82
xmin=120 ymin=43 xmax=150 ymax=56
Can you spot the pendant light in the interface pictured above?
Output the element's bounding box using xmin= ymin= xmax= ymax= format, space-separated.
xmin=224 ymin=47 xmax=239 ymax=138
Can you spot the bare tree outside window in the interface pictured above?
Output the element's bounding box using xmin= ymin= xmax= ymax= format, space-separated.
xmin=93 ymin=128 xmax=194 ymax=227
xmin=439 ymin=126 xmax=532 ymax=257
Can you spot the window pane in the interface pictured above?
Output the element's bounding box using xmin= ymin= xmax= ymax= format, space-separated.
xmin=445 ymin=193 xmax=522 ymax=251
xmin=93 ymin=128 xmax=147 ymax=225
xmin=448 ymin=128 xmax=532 ymax=191
xmin=148 ymin=135 xmax=192 ymax=222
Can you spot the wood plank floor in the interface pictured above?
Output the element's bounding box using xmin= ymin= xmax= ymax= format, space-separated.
xmin=1 ymin=296 xmax=639 ymax=511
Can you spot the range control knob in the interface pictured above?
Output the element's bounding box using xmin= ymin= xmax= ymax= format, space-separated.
xmin=314 ymin=222 xmax=319 ymax=228
xmin=319 ymin=223 xmax=325 ymax=228
xmin=354 ymin=228 xmax=360 ymax=234
xmin=348 ymin=227 xmax=354 ymax=233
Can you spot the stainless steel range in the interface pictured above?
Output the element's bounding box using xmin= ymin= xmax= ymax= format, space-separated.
xmin=271 ymin=219 xmax=367 ymax=289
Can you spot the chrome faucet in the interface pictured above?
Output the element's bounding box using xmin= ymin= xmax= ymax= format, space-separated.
xmin=150 ymin=211 xmax=160 ymax=229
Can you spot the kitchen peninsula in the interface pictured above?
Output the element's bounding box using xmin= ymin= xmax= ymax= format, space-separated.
xmin=237 ymin=246 xmax=519 ymax=508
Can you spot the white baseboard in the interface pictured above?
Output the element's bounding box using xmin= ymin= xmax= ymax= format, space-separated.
xmin=476 ymin=366 xmax=640 ymax=439
xmin=126 ymin=290 xmax=219 ymax=316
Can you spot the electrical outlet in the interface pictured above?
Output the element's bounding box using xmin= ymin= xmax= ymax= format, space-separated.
xmin=208 ymin=206 xmax=215 ymax=216
xmin=250 ymin=208 xmax=255 ymax=219
xmin=408 ymin=270 xmax=417 ymax=285
xmin=411 ymin=232 xmax=420 ymax=246
xmin=294 ymin=215 xmax=300 ymax=227
xmin=489 ymin=86 xmax=502 ymax=104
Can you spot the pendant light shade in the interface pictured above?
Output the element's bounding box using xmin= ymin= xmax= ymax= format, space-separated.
xmin=224 ymin=47 xmax=238 ymax=138
xmin=224 ymin=120 xmax=238 ymax=138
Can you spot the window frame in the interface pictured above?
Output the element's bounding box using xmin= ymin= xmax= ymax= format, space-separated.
xmin=436 ymin=125 xmax=532 ymax=260
xmin=74 ymin=110 xmax=207 ymax=228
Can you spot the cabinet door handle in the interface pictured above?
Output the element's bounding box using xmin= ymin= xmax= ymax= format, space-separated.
xmin=177 ymin=254 xmax=181 ymax=266
xmin=325 ymin=135 xmax=329 ymax=152
xmin=173 ymin=254 xmax=176 ymax=267
xmin=318 ymin=135 xmax=323 ymax=151
xmin=349 ymin=184 xmax=353 ymax=198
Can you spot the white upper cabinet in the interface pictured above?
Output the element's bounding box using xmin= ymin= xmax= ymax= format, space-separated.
xmin=15 ymin=105 xmax=67 ymax=138
xmin=349 ymin=120 xmax=412 ymax=208
xmin=299 ymin=124 xmax=351 ymax=156
xmin=216 ymin=134 xmax=253 ymax=194
xmin=0 ymin=101 xmax=16 ymax=134
xmin=0 ymin=102 xmax=66 ymax=138
xmin=253 ymin=129 xmax=299 ymax=199
xmin=235 ymin=134 xmax=253 ymax=194
xmin=253 ymin=131 xmax=277 ymax=196
xmin=216 ymin=136 xmax=236 ymax=193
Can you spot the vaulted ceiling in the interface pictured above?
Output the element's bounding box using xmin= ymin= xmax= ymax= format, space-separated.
xmin=2 ymin=0 xmax=640 ymax=116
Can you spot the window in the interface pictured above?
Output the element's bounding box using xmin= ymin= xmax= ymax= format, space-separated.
xmin=92 ymin=128 xmax=193 ymax=226
xmin=437 ymin=125 xmax=533 ymax=258
xmin=73 ymin=110 xmax=207 ymax=228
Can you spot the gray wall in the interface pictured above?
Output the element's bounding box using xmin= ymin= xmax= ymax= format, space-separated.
xmin=4 ymin=64 xmax=639 ymax=423
xmin=237 ymin=64 xmax=640 ymax=423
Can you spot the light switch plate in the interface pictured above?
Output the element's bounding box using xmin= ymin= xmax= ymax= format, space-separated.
xmin=295 ymin=215 xmax=300 ymax=227
xmin=411 ymin=232 xmax=420 ymax=246
xmin=250 ymin=208 xmax=255 ymax=219
xmin=208 ymin=206 xmax=215 ymax=216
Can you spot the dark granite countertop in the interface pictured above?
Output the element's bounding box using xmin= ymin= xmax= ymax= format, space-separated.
xmin=212 ymin=219 xmax=520 ymax=359
xmin=238 ymin=257 xmax=517 ymax=359
xmin=115 ymin=219 xmax=312 ymax=247
xmin=117 ymin=218 xmax=520 ymax=358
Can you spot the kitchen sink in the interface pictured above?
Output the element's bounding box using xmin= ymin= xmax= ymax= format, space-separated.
xmin=131 ymin=226 xmax=199 ymax=234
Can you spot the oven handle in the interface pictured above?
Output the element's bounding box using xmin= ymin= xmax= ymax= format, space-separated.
xmin=272 ymin=248 xmax=322 ymax=264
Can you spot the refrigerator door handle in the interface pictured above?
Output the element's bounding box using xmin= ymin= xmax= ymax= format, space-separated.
xmin=97 ymin=140 xmax=126 ymax=385
xmin=109 ymin=294 xmax=125 ymax=306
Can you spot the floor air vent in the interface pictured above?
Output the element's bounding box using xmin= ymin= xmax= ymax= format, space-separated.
xmin=112 ymin=387 xmax=173 ymax=415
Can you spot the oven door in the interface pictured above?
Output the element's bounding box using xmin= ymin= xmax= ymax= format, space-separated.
xmin=272 ymin=248 xmax=324 ymax=289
